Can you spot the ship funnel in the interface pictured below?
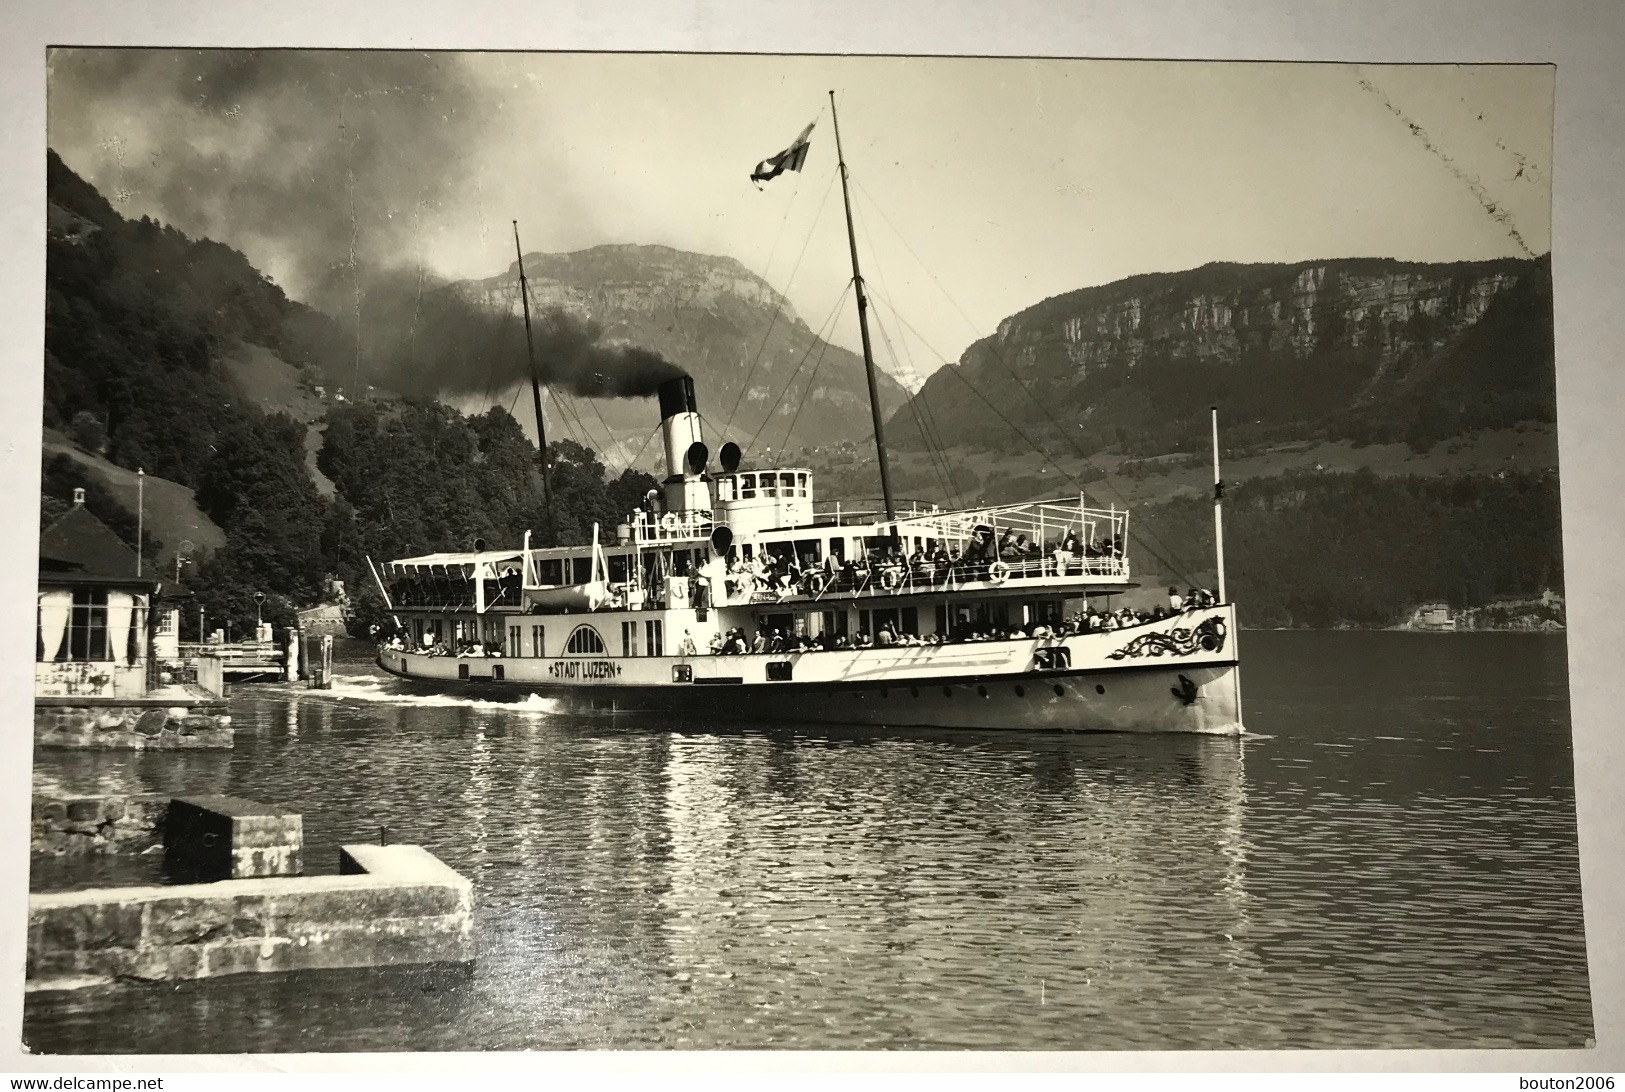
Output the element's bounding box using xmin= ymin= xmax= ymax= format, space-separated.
xmin=719 ymin=441 xmax=742 ymax=474
xmin=656 ymin=374 xmax=710 ymax=513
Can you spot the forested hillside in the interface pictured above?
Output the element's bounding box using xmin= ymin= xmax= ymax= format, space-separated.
xmin=1130 ymin=469 xmax=1563 ymax=628
xmin=42 ymin=151 xmax=655 ymax=638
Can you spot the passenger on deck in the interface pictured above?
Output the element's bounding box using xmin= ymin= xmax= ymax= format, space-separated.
xmin=708 ymin=632 xmax=725 ymax=655
xmin=1168 ymin=586 xmax=1184 ymax=612
xmin=752 ymin=629 xmax=768 ymax=654
xmin=679 ymin=631 xmax=697 ymax=656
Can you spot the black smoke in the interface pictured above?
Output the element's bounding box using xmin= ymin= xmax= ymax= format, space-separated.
xmin=351 ymin=265 xmax=684 ymax=399
xmin=46 ymin=49 xmax=676 ymax=400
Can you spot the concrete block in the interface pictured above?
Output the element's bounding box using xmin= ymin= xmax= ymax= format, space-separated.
xmin=27 ymin=844 xmax=474 ymax=988
xmin=164 ymin=795 xmax=302 ymax=882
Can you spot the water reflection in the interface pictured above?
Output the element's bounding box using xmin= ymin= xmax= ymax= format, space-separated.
xmin=24 ymin=634 xmax=1591 ymax=1052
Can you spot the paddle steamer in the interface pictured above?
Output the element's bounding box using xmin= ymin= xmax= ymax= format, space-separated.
xmin=374 ymin=94 xmax=1243 ymax=733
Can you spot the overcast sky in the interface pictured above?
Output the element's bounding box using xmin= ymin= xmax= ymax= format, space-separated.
xmin=47 ymin=52 xmax=1551 ymax=386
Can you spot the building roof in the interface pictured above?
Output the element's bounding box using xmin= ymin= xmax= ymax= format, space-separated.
xmin=39 ymin=503 xmax=153 ymax=586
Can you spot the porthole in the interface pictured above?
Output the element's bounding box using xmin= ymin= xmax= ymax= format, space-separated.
xmin=1014 ymin=686 xmax=1025 ymax=697
xmin=977 ymin=685 xmax=988 ymax=697
xmin=1053 ymin=685 xmax=1065 ymax=696
xmin=1095 ymin=684 xmax=1106 ymax=695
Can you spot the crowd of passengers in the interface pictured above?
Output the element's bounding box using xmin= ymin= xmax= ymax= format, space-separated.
xmin=725 ymin=527 xmax=1126 ymax=599
xmin=378 ymin=585 xmax=1218 ymax=657
xmin=700 ymin=587 xmax=1219 ymax=655
xmin=377 ymin=632 xmax=503 ymax=657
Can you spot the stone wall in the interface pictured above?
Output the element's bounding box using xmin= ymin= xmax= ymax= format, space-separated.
xmin=32 ymin=795 xmax=170 ymax=856
xmin=35 ymin=701 xmax=232 ymax=750
xmin=27 ymin=844 xmax=473 ymax=987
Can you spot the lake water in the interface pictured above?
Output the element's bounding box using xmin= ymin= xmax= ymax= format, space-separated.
xmin=24 ymin=631 xmax=1592 ymax=1052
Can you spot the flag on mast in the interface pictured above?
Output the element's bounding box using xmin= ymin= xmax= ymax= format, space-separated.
xmin=751 ymin=121 xmax=815 ymax=187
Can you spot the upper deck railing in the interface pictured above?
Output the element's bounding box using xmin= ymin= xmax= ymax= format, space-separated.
xmin=630 ymin=507 xmax=715 ymax=545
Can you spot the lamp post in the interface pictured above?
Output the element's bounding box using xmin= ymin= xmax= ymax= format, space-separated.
xmin=253 ymin=591 xmax=265 ymax=630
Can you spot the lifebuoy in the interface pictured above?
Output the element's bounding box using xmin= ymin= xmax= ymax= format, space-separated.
xmin=988 ymin=561 xmax=1010 ymax=584
xmin=661 ymin=512 xmax=680 ymax=532
xmin=880 ymin=567 xmax=902 ymax=591
xmin=802 ymin=571 xmax=826 ymax=596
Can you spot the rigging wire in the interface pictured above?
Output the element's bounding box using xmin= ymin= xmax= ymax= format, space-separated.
xmin=616 ymin=423 xmax=662 ymax=477
xmin=867 ymin=299 xmax=962 ymax=508
xmin=864 ymin=287 xmax=1195 ymax=584
xmin=852 ymin=180 xmax=1199 ymax=581
xmin=845 ymin=198 xmax=964 ymax=508
xmin=774 ymin=326 xmax=835 ymax=458
xmin=721 ymin=165 xmax=841 ymax=438
xmin=746 ymin=280 xmax=854 ymax=457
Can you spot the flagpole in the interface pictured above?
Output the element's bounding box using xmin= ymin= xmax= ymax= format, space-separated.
xmin=513 ymin=221 xmax=557 ymax=546
xmin=136 ymin=467 xmax=144 ymax=578
xmin=828 ymin=91 xmax=897 ymax=524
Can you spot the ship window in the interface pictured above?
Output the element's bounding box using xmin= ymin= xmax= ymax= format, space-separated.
xmin=531 ymin=625 xmax=546 ymax=657
xmin=565 ymin=625 xmax=607 ymax=655
xmin=797 ymin=472 xmax=808 ymax=494
xmin=646 ymin=620 xmax=664 ymax=657
xmin=608 ymin=554 xmax=629 ymax=582
xmin=539 ymin=559 xmax=565 ymax=585
xmin=740 ymin=474 xmax=757 ymax=499
xmin=717 ymin=476 xmax=735 ymax=502
xmin=762 ymin=475 xmax=778 ymax=498
xmin=621 ymin=620 xmax=639 ymax=657
xmin=571 ymin=557 xmax=593 ymax=584
xmin=780 ymin=473 xmax=796 ymax=494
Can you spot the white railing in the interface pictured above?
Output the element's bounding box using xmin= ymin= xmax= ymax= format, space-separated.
xmin=632 ymin=508 xmax=715 ymax=544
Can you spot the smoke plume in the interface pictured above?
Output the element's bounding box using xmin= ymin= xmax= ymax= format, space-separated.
xmin=351 ymin=266 xmax=685 ymax=399
xmin=46 ymin=48 xmax=676 ymax=400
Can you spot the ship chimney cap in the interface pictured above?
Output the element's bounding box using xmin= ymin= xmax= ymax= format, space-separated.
xmin=72 ymin=487 xmax=85 ymax=507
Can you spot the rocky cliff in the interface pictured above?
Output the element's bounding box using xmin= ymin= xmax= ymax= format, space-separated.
xmin=459 ymin=244 xmax=908 ymax=456
xmin=888 ymin=256 xmax=1554 ymax=458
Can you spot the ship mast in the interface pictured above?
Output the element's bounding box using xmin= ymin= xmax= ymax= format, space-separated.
xmin=828 ymin=91 xmax=897 ymax=523
xmin=513 ymin=221 xmax=556 ymax=545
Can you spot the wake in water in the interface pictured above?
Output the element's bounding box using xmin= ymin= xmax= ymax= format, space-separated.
xmin=261 ymin=672 xmax=566 ymax=717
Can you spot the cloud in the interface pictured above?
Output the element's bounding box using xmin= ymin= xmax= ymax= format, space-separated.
xmin=47 ymin=48 xmax=496 ymax=307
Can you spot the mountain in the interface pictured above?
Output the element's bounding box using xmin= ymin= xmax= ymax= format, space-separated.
xmin=886 ymin=256 xmax=1555 ymax=461
xmin=455 ymin=245 xmax=910 ymax=460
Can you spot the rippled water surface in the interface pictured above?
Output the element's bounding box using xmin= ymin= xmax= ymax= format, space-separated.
xmin=25 ymin=631 xmax=1590 ymax=1051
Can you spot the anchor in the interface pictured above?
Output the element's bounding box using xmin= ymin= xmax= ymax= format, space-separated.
xmin=1171 ymin=674 xmax=1199 ymax=705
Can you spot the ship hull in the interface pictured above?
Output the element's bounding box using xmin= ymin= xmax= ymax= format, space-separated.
xmin=377 ymin=607 xmax=1245 ymax=735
